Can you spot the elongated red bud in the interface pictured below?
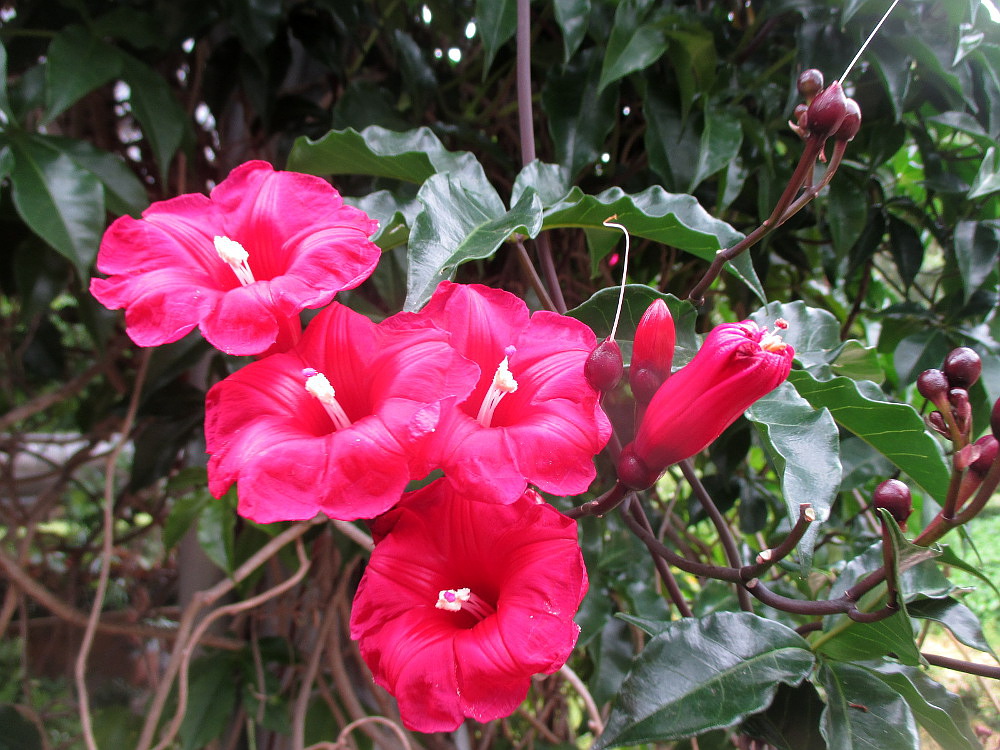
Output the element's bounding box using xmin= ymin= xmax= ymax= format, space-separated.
xmin=806 ymin=81 xmax=849 ymax=140
xmin=873 ymin=478 xmax=912 ymax=529
xmin=797 ymin=69 xmax=824 ymax=101
xmin=630 ymin=299 xmax=676 ymax=404
xmin=834 ymin=97 xmax=861 ymax=141
xmin=585 ymin=337 xmax=624 ymax=391
xmin=917 ymin=369 xmax=949 ymax=405
xmin=943 ymin=347 xmax=982 ymax=389
xmin=950 ymin=388 xmax=972 ymax=435
xmin=992 ymin=397 xmax=1000 ymax=441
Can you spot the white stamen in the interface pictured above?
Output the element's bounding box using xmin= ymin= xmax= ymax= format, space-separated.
xmin=476 ymin=352 xmax=519 ymax=427
xmin=435 ymin=587 xmax=495 ymax=619
xmin=303 ymin=368 xmax=351 ymax=431
xmin=759 ymin=319 xmax=790 ymax=353
xmin=435 ymin=587 xmax=471 ymax=612
xmin=214 ymin=235 xmax=256 ymax=286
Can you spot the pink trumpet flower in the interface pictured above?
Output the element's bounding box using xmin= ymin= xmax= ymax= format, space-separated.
xmin=618 ymin=319 xmax=794 ymax=489
xmin=396 ymin=281 xmax=611 ymax=504
xmin=350 ymin=479 xmax=588 ymax=732
xmin=204 ymin=303 xmax=478 ymax=522
xmin=90 ymin=160 xmax=380 ymax=355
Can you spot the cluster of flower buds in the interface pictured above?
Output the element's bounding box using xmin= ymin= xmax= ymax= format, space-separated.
xmin=918 ymin=346 xmax=1000 ymax=514
xmin=918 ymin=347 xmax=983 ymax=443
xmin=585 ymin=299 xmax=795 ymax=491
xmin=789 ymin=69 xmax=862 ymax=148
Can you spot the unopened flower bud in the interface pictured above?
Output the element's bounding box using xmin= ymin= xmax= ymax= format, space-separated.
xmin=585 ymin=337 xmax=624 ymax=392
xmin=630 ymin=299 xmax=675 ymax=404
xmin=943 ymin=347 xmax=982 ymax=389
xmin=616 ymin=442 xmax=658 ymax=490
xmin=917 ymin=369 xmax=949 ymax=404
xmin=797 ymin=69 xmax=824 ymax=101
xmin=834 ymin=98 xmax=861 ymax=141
xmin=927 ymin=411 xmax=949 ymax=437
xmin=950 ymin=388 xmax=972 ymax=434
xmin=873 ymin=478 xmax=912 ymax=528
xmin=969 ymin=435 xmax=998 ymax=477
xmin=991 ymin=397 xmax=1000 ymax=441
xmin=806 ymin=81 xmax=849 ymax=140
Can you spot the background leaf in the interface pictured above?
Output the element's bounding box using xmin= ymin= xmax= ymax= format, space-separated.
xmin=595 ymin=612 xmax=814 ymax=748
xmin=818 ymin=661 xmax=920 ymax=750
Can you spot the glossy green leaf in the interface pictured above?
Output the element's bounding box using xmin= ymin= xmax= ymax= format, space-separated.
xmin=567 ymin=285 xmax=700 ymax=360
xmin=827 ymin=174 xmax=868 ymax=255
xmin=542 ymin=185 xmax=764 ymax=300
xmin=287 ymin=125 xmax=474 ymax=183
xmin=476 ymin=0 xmax=516 ymax=72
xmin=887 ymin=215 xmax=924 ymax=289
xmin=180 ymin=653 xmax=241 ymax=750
xmin=512 ymin=160 xmax=572 ymax=208
xmin=44 ymin=26 xmax=123 ymax=122
xmin=954 ymin=219 xmax=1000 ymax=301
xmin=907 ymin=597 xmax=996 ymax=656
xmin=198 ymin=493 xmax=236 ymax=574
xmin=818 ymin=661 xmax=919 ymax=750
xmin=46 ymin=135 xmax=148 ymax=215
xmin=741 ymin=681 xmax=828 ymax=750
xmin=163 ymin=485 xmax=213 ymax=552
xmin=858 ymin=661 xmax=980 ymax=750
xmin=664 ymin=27 xmax=716 ymax=123
xmin=406 ymin=171 xmax=543 ymax=310
xmin=787 ymin=371 xmax=950 ymax=503
xmin=598 ymin=4 xmax=667 ymax=92
xmin=0 ymin=42 xmax=12 ymax=121
xmin=7 ymin=133 xmax=104 ymax=280
xmin=968 ymin=144 xmax=1000 ymax=198
xmin=347 ymin=189 xmax=419 ymax=251
xmin=542 ymin=48 xmax=619 ymax=176
xmin=892 ymin=328 xmax=952 ymax=385
xmin=746 ymin=382 xmax=840 ymax=573
xmin=595 ymin=612 xmax=814 ymax=748
xmin=689 ymin=108 xmax=742 ymax=193
xmin=831 ymin=341 xmax=884 ymax=383
xmin=553 ymin=0 xmax=591 ymax=61
xmin=121 ymin=54 xmax=186 ymax=183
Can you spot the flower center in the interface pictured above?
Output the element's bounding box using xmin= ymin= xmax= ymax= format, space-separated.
xmin=476 ymin=346 xmax=518 ymax=428
xmin=303 ymin=368 xmax=351 ymax=431
xmin=759 ymin=318 xmax=790 ymax=353
xmin=214 ymin=235 xmax=256 ymax=286
xmin=435 ymin=587 xmax=496 ymax=620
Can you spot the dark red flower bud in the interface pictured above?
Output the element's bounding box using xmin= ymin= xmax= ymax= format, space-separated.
xmin=616 ymin=442 xmax=658 ymax=490
xmin=992 ymin=397 xmax=1000 ymax=441
xmin=797 ymin=69 xmax=824 ymax=101
xmin=630 ymin=299 xmax=675 ymax=405
xmin=969 ymin=435 xmax=998 ymax=477
xmin=928 ymin=411 xmax=949 ymax=437
xmin=873 ymin=478 xmax=912 ymax=528
xmin=950 ymin=388 xmax=972 ymax=434
xmin=806 ymin=81 xmax=849 ymax=140
xmin=917 ymin=369 xmax=949 ymax=404
xmin=943 ymin=347 xmax=982 ymax=389
xmin=585 ymin=337 xmax=624 ymax=392
xmin=834 ymin=98 xmax=861 ymax=141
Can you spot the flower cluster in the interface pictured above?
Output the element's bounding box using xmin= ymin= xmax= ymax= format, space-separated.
xmin=91 ymin=160 xmax=795 ymax=732
xmin=90 ymin=162 xmax=600 ymax=730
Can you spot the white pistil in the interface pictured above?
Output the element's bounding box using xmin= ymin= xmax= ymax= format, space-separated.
xmin=303 ymin=368 xmax=351 ymax=431
xmin=214 ymin=235 xmax=256 ymax=286
xmin=476 ymin=349 xmax=518 ymax=428
xmin=435 ymin=587 xmax=495 ymax=619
